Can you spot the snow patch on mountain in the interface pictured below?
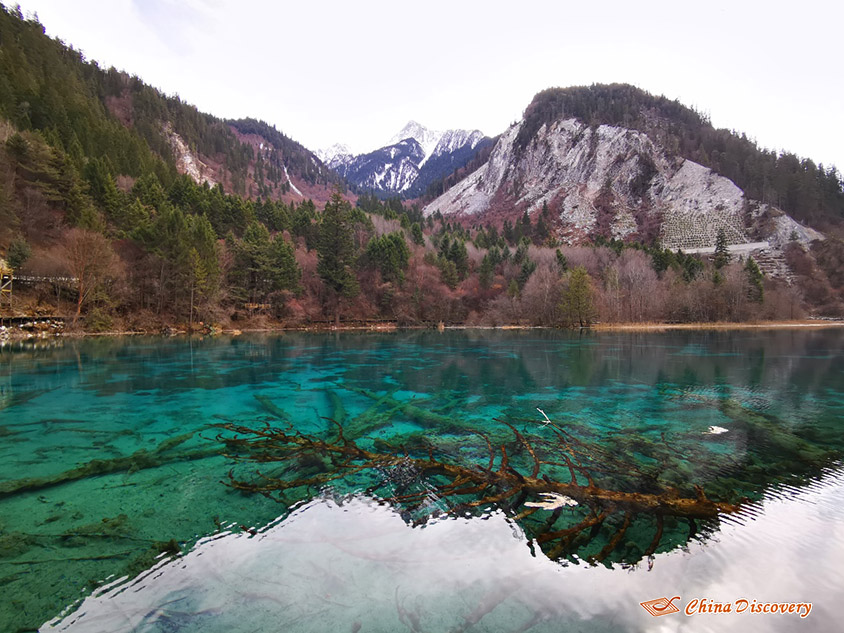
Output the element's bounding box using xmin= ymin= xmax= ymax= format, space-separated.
xmin=374 ymin=156 xmax=418 ymax=192
xmin=282 ymin=164 xmax=304 ymax=198
xmin=430 ymin=129 xmax=486 ymax=158
xmin=423 ymin=123 xmax=521 ymax=217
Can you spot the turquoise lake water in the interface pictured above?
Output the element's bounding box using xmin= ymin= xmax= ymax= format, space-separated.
xmin=1 ymin=329 xmax=843 ymax=632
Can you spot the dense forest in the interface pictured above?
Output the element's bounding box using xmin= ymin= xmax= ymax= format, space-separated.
xmin=0 ymin=6 xmax=841 ymax=333
xmin=517 ymin=84 xmax=844 ymax=232
xmin=0 ymin=4 xmax=336 ymax=201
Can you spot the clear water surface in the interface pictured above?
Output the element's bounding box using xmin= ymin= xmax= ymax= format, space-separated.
xmin=0 ymin=329 xmax=842 ymax=632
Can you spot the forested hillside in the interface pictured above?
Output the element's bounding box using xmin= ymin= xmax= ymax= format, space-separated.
xmin=0 ymin=5 xmax=334 ymax=330
xmin=0 ymin=5 xmax=337 ymax=202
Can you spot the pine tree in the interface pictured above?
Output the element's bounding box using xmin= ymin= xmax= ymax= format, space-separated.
xmin=514 ymin=237 xmax=530 ymax=264
xmin=713 ymin=228 xmax=731 ymax=269
xmin=745 ymin=256 xmax=764 ymax=303
xmin=651 ymin=248 xmax=673 ymax=276
xmin=555 ymin=248 xmax=568 ymax=272
xmin=187 ymin=247 xmax=205 ymax=329
xmin=364 ymin=232 xmax=410 ymax=284
xmin=561 ymin=266 xmax=595 ymax=328
xmin=502 ymin=219 xmax=516 ymax=245
xmin=6 ymin=238 xmax=31 ymax=270
xmin=448 ymin=239 xmax=469 ymax=279
xmin=517 ymin=258 xmax=537 ymax=289
xmin=680 ymin=252 xmax=704 ymax=282
xmin=520 ymin=209 xmax=532 ymax=240
xmin=479 ymin=254 xmax=494 ymax=289
xmin=534 ymin=214 xmax=549 ymax=244
xmin=410 ymin=222 xmax=424 ymax=246
xmin=83 ymin=157 xmax=122 ymax=221
xmin=268 ymin=235 xmax=301 ymax=294
xmin=438 ymin=257 xmax=459 ymax=290
xmin=238 ymin=221 xmax=272 ymax=303
xmin=317 ymin=191 xmax=360 ymax=326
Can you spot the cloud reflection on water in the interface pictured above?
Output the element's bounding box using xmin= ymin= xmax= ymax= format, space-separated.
xmin=46 ymin=467 xmax=844 ymax=633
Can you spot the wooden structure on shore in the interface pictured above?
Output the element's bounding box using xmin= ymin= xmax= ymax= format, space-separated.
xmin=0 ymin=257 xmax=12 ymax=308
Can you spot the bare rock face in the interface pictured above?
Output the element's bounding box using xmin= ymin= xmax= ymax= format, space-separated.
xmin=747 ymin=205 xmax=825 ymax=248
xmin=657 ymin=160 xmax=748 ymax=249
xmin=164 ymin=123 xmax=217 ymax=187
xmin=423 ymin=118 xmax=820 ymax=250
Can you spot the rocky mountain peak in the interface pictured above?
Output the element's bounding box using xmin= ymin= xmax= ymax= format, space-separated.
xmin=316 ymin=143 xmax=354 ymax=169
xmin=423 ymin=116 xmax=822 ymax=251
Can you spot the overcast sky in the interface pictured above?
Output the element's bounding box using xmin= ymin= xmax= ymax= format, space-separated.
xmin=13 ymin=0 xmax=844 ymax=169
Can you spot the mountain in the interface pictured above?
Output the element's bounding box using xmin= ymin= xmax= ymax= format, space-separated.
xmin=329 ymin=121 xmax=493 ymax=198
xmin=0 ymin=5 xmax=339 ymax=212
xmin=316 ymin=143 xmax=353 ymax=168
xmin=332 ymin=137 xmax=425 ymax=194
xmin=424 ymin=84 xmax=840 ymax=250
xmin=387 ymin=121 xmax=443 ymax=165
xmin=225 ymin=117 xmax=341 ymax=205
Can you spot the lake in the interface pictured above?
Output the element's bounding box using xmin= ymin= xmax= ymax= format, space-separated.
xmin=1 ymin=328 xmax=842 ymax=632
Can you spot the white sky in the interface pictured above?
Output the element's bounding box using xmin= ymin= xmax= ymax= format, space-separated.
xmin=13 ymin=0 xmax=844 ymax=170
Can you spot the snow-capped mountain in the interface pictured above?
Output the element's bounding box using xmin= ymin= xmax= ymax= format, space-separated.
xmin=316 ymin=143 xmax=353 ymax=169
xmin=333 ymin=138 xmax=425 ymax=194
xmin=328 ymin=122 xmax=492 ymax=198
xmin=389 ymin=121 xmax=488 ymax=170
xmin=388 ymin=121 xmax=444 ymax=167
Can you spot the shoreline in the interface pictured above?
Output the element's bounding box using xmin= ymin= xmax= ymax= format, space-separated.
xmin=3 ymin=319 xmax=843 ymax=343
xmin=590 ymin=320 xmax=844 ymax=331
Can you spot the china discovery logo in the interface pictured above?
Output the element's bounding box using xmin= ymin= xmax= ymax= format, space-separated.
xmin=640 ymin=596 xmax=813 ymax=619
xmin=639 ymin=596 xmax=681 ymax=617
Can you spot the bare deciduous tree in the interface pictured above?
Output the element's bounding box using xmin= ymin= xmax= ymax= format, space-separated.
xmin=521 ymin=264 xmax=562 ymax=325
xmin=65 ymin=228 xmax=119 ymax=324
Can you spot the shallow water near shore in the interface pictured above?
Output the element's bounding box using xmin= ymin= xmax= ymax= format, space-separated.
xmin=1 ymin=329 xmax=842 ymax=632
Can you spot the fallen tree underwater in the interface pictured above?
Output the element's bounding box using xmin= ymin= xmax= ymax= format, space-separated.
xmin=215 ymin=403 xmax=747 ymax=566
xmin=2 ymin=388 xmax=829 ymax=567
xmin=0 ymin=431 xmax=219 ymax=498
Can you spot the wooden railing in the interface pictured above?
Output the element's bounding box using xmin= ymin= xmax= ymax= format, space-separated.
xmin=14 ymin=275 xmax=78 ymax=285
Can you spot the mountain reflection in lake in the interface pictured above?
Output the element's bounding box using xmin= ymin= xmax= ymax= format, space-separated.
xmin=0 ymin=329 xmax=841 ymax=632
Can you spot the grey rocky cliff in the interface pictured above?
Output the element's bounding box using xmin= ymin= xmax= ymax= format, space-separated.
xmin=423 ymin=118 xmax=823 ymax=250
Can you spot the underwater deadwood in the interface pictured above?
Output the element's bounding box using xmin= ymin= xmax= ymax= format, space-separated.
xmin=215 ymin=415 xmax=742 ymax=564
xmin=0 ymin=432 xmax=219 ymax=498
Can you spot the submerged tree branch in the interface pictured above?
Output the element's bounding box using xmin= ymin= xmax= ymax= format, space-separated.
xmin=0 ymin=432 xmax=219 ymax=498
xmin=215 ymin=413 xmax=742 ymax=564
